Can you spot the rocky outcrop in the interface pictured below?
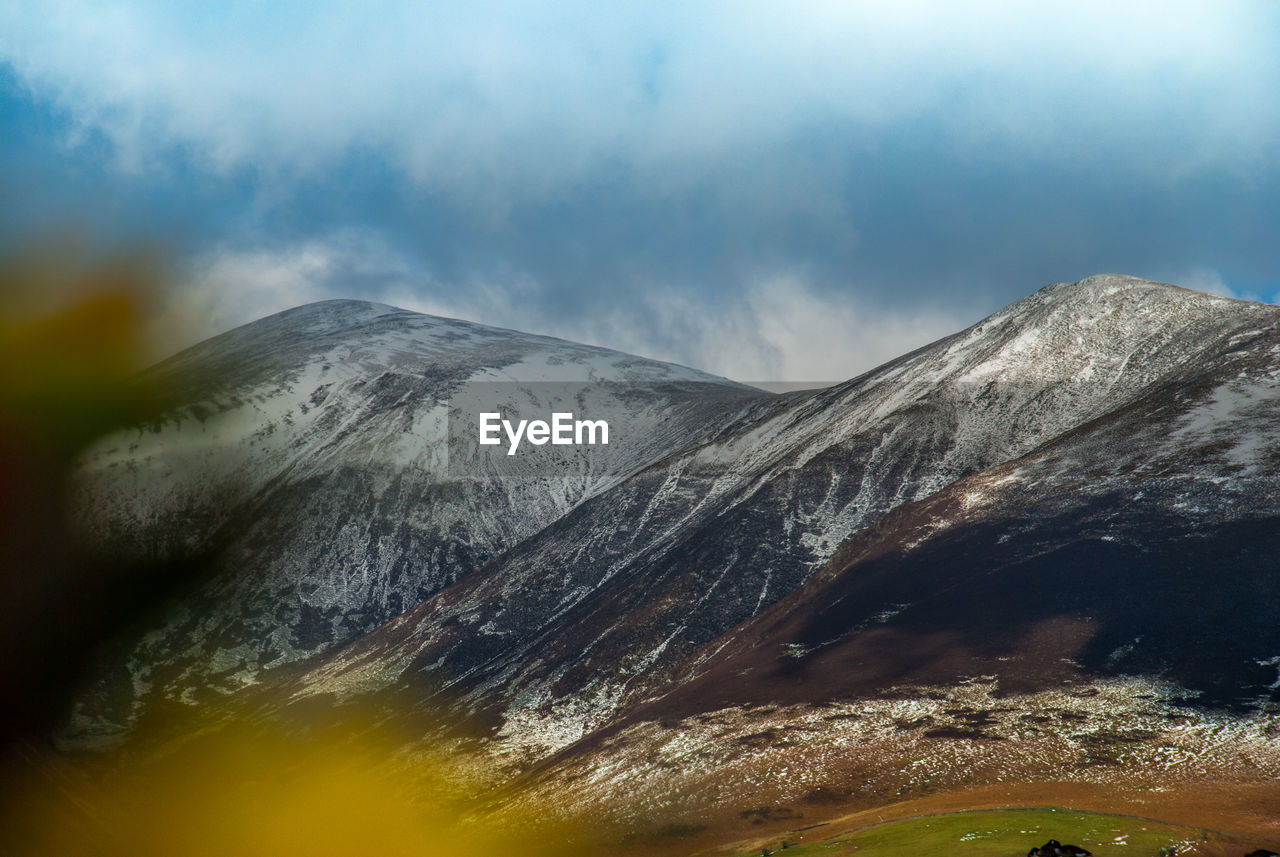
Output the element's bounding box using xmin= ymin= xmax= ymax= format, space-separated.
xmin=1028 ymin=841 xmax=1091 ymax=857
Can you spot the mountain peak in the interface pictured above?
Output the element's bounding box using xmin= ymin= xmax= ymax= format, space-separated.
xmin=1039 ymin=272 xmax=1241 ymax=304
xmin=248 ymin=297 xmax=408 ymax=332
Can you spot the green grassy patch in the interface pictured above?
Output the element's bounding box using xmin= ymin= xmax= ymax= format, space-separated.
xmin=736 ymin=807 xmax=1234 ymax=856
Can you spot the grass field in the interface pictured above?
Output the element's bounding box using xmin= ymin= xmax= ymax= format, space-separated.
xmin=728 ymin=807 xmax=1253 ymax=856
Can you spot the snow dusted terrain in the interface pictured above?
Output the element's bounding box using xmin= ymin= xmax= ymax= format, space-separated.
xmin=293 ymin=275 xmax=1279 ymax=756
xmin=510 ymin=285 xmax=1280 ymax=830
xmin=71 ymin=300 xmax=769 ymax=731
xmin=72 ymin=277 xmax=1280 ymax=829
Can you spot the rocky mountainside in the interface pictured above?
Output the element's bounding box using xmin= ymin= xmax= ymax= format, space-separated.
xmin=491 ymin=292 xmax=1280 ymax=844
xmin=66 ymin=275 xmax=1280 ymax=851
xmin=71 ymin=300 xmax=769 ymax=733
xmin=650 ymin=317 xmax=1280 ymax=718
xmin=289 ymin=275 xmax=1280 ymax=762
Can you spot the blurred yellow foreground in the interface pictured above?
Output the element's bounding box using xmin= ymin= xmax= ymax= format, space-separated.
xmin=0 ymin=239 xmax=583 ymax=856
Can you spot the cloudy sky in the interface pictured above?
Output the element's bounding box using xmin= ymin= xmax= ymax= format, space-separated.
xmin=2 ymin=1 xmax=1278 ymax=381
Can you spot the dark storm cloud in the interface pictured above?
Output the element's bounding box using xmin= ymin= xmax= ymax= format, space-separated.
xmin=1 ymin=2 xmax=1277 ymax=379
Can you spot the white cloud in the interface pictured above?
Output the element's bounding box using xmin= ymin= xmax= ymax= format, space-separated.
xmin=592 ymin=277 xmax=962 ymax=383
xmin=2 ymin=0 xmax=1276 ymax=207
xmin=1162 ymin=265 xmax=1279 ymax=305
xmin=736 ymin=276 xmax=962 ymax=381
xmin=1170 ymin=266 xmax=1236 ymax=299
xmin=155 ymin=235 xmax=965 ymax=382
xmin=147 ymin=231 xmax=410 ymax=356
xmin=27 ymin=2 xmax=1269 ymax=370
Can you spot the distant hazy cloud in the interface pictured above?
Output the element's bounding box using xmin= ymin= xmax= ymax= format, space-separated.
xmin=1171 ymin=267 xmax=1236 ymax=300
xmin=567 ymin=275 xmax=964 ymax=383
xmin=1162 ymin=266 xmax=1279 ymax=304
xmin=160 ymin=236 xmax=963 ymax=381
xmin=149 ymin=233 xmax=408 ymax=356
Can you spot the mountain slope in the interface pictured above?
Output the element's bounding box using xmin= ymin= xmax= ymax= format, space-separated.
xmin=647 ymin=334 xmax=1280 ymax=717
xmin=293 ymin=276 xmax=1280 ymax=759
xmin=483 ymin=291 xmax=1280 ymax=847
xmin=71 ymin=300 xmax=769 ymax=732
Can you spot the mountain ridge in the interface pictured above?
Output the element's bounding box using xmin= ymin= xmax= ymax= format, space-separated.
xmin=69 ymin=299 xmax=773 ymax=736
xmin=282 ymin=274 xmax=1279 ymax=762
xmin=154 ymin=298 xmax=756 ymax=387
xmin=64 ymin=274 xmax=1280 ymax=848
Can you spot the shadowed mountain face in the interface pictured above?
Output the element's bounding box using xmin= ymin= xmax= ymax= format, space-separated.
xmin=629 ymin=325 xmax=1280 ymax=717
xmin=639 ymin=465 xmax=1280 ymax=722
xmin=288 ymin=275 xmax=1280 ymax=758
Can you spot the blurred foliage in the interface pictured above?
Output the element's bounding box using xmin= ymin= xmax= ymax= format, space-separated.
xmin=0 ymin=236 xmax=181 ymax=742
xmin=0 ymin=712 xmax=582 ymax=857
xmin=0 ymin=257 xmax=158 ymax=450
xmin=0 ymin=237 xmax=588 ymax=856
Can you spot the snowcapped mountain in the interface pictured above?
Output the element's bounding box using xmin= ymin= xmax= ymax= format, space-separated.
xmin=71 ymin=276 xmax=1280 ymax=842
xmin=290 ymin=275 xmax=1280 ymax=760
xmin=502 ymin=290 xmax=1280 ymax=838
xmin=71 ymin=300 xmax=769 ymax=731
